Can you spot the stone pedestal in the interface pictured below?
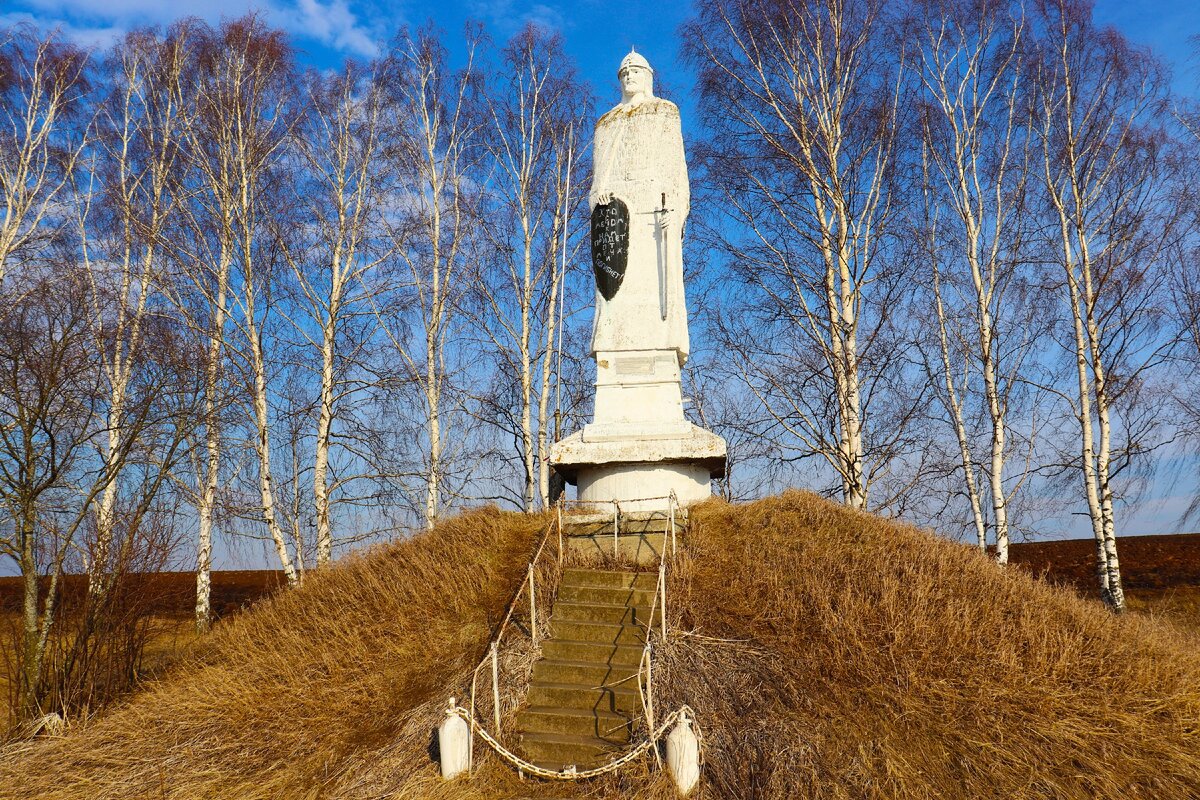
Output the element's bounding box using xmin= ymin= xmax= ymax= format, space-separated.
xmin=551 ymin=349 xmax=726 ymax=512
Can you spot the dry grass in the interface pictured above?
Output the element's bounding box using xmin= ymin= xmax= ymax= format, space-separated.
xmin=0 ymin=507 xmax=546 ymax=799
xmin=655 ymin=492 xmax=1200 ymax=799
xmin=4 ymin=493 xmax=1200 ymax=799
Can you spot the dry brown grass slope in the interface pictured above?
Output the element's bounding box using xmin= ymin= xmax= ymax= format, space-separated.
xmin=4 ymin=493 xmax=1200 ymax=800
xmin=0 ymin=507 xmax=547 ymax=799
xmin=658 ymin=492 xmax=1200 ymax=799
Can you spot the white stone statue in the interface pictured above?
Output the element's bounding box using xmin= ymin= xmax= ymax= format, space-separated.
xmin=589 ymin=48 xmax=690 ymax=364
xmin=549 ymin=49 xmax=725 ymax=512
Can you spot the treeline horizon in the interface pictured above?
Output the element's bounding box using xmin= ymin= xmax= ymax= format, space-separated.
xmin=2 ymin=0 xmax=1200 ymax=724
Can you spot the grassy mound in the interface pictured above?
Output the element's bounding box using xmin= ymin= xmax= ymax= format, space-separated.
xmin=659 ymin=492 xmax=1200 ymax=799
xmin=0 ymin=507 xmax=547 ymax=799
xmin=4 ymin=493 xmax=1200 ymax=799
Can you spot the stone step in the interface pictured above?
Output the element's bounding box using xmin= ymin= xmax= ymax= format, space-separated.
xmin=567 ymin=532 xmax=669 ymax=564
xmin=556 ymin=583 xmax=658 ymax=608
xmin=551 ymin=600 xmax=657 ymax=626
xmin=516 ymin=705 xmax=632 ymax=742
xmin=531 ymin=658 xmax=640 ymax=688
xmin=540 ymin=639 xmax=645 ymax=666
xmin=549 ymin=619 xmax=646 ymax=645
xmin=517 ymin=732 xmax=620 ymax=770
xmin=563 ymin=517 xmax=677 ymax=535
xmin=526 ymin=681 xmax=642 ymax=714
xmin=560 ymin=568 xmax=658 ymax=590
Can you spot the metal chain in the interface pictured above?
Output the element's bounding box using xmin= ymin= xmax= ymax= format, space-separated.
xmin=455 ymin=494 xmax=689 ymax=782
xmin=452 ymin=704 xmax=695 ymax=781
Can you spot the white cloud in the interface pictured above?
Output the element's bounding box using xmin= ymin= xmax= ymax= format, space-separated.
xmin=294 ymin=0 xmax=380 ymax=57
xmin=3 ymin=0 xmax=390 ymax=57
xmin=0 ymin=10 xmax=125 ymax=49
xmin=21 ymin=0 xmax=261 ymax=20
xmin=524 ymin=4 xmax=564 ymax=33
xmin=469 ymin=0 xmax=567 ymax=38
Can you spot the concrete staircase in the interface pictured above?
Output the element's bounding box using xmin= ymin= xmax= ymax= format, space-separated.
xmin=562 ymin=511 xmax=680 ymax=564
xmin=516 ymin=567 xmax=659 ymax=770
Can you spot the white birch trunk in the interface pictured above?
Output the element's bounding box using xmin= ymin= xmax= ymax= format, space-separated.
xmin=196 ymin=237 xmax=231 ymax=632
xmin=1079 ymin=232 xmax=1125 ymax=611
xmin=536 ymin=221 xmax=563 ymax=509
xmin=313 ymin=303 xmax=337 ymax=565
xmin=519 ymin=217 xmax=535 ymax=511
xmin=246 ymin=303 xmax=300 ymax=587
xmin=931 ymin=266 xmax=988 ymax=550
xmin=1060 ymin=229 xmax=1110 ymax=600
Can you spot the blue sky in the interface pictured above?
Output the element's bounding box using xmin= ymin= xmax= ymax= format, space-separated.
xmin=3 ymin=0 xmax=1200 ymax=557
xmin=0 ymin=0 xmax=697 ymax=111
xmin=2 ymin=0 xmax=1197 ymax=95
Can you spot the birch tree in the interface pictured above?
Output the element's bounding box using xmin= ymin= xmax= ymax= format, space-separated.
xmin=177 ymin=18 xmax=298 ymax=630
xmin=280 ymin=62 xmax=392 ymax=565
xmin=377 ymin=28 xmax=480 ymax=528
xmin=472 ymin=25 xmax=587 ymax=510
xmin=682 ymin=0 xmax=910 ymax=509
xmin=914 ymin=0 xmax=1035 ymax=562
xmin=78 ymin=27 xmax=190 ymax=593
xmin=0 ymin=27 xmax=88 ymax=289
xmin=214 ymin=21 xmax=298 ymax=587
xmin=1034 ymin=0 xmax=1178 ymax=611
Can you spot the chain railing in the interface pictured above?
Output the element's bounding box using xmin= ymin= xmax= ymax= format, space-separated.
xmin=451 ymin=701 xmax=699 ymax=780
xmin=456 ymin=490 xmax=687 ymax=780
xmin=465 ymin=507 xmax=563 ymax=773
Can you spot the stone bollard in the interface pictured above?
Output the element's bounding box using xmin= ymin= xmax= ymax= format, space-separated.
xmin=438 ymin=698 xmax=470 ymax=779
xmin=665 ymin=709 xmax=700 ymax=795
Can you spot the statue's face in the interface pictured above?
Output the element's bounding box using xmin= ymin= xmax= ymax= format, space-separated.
xmin=619 ymin=65 xmax=652 ymax=101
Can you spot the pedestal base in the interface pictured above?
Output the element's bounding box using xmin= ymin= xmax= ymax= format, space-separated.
xmin=577 ymin=463 xmax=712 ymax=512
xmin=550 ymin=423 xmax=726 ymax=512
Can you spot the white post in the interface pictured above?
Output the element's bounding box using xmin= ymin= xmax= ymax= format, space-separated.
xmin=612 ymin=501 xmax=620 ymax=559
xmin=669 ymin=494 xmax=677 ymax=555
xmin=666 ymin=709 xmax=700 ymax=795
xmin=659 ymin=562 xmax=667 ymax=640
xmin=528 ymin=563 xmax=537 ymax=643
xmin=491 ymin=642 xmax=501 ymax=736
xmin=439 ymin=698 xmax=470 ymax=780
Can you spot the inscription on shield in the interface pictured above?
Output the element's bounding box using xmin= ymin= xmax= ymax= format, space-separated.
xmin=591 ymin=198 xmax=629 ymax=301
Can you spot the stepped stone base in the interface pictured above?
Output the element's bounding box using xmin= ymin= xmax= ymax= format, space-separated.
xmin=550 ymin=423 xmax=726 ymax=512
xmin=516 ymin=567 xmax=659 ymax=771
xmin=562 ymin=513 xmax=681 ymax=565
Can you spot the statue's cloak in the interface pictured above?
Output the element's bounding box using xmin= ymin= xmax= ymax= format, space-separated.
xmin=589 ymin=97 xmax=690 ymax=364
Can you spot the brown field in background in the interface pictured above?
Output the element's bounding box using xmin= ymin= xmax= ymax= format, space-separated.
xmin=0 ymin=570 xmax=287 ymax=619
xmin=1009 ymin=533 xmax=1200 ymax=630
xmin=0 ymin=570 xmax=289 ymax=730
xmin=3 ymin=530 xmax=1197 ymax=625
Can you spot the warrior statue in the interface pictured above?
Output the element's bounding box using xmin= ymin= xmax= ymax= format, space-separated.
xmin=589 ymin=48 xmax=690 ymax=365
xmin=550 ymin=49 xmax=725 ymax=513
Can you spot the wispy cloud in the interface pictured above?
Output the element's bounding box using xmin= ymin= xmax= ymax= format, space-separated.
xmin=0 ymin=10 xmax=126 ymax=49
xmin=3 ymin=0 xmax=394 ymax=58
xmin=19 ymin=0 xmax=261 ymax=23
xmin=294 ymin=0 xmax=381 ymax=57
xmin=468 ymin=0 xmax=567 ymax=38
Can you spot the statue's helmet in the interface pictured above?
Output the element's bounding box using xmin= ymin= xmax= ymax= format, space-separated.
xmin=618 ymin=47 xmax=653 ymax=77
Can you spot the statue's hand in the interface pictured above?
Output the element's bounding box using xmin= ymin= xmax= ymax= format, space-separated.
xmin=596 ymin=191 xmax=614 ymax=206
